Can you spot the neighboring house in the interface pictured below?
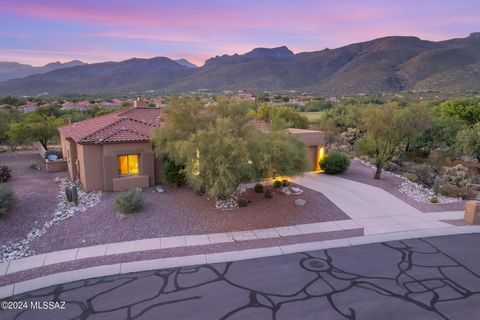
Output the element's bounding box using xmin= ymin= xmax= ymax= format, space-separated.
xmin=62 ymin=101 xmax=94 ymax=111
xmin=59 ymin=108 xmax=325 ymax=192
xmin=58 ymin=107 xmax=163 ymax=192
xmin=20 ymin=102 xmax=38 ymax=113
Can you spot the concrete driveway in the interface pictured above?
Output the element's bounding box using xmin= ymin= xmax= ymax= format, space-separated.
xmin=294 ymin=173 xmax=462 ymax=235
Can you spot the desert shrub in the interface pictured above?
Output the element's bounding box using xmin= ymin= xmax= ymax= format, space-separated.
xmin=281 ymin=179 xmax=290 ymax=187
xmin=443 ymin=165 xmax=470 ymax=187
xmin=439 ymin=185 xmax=472 ymax=199
xmin=0 ymin=186 xmax=14 ymax=216
xmin=273 ymin=180 xmax=282 ymax=188
xmin=28 ymin=160 xmax=39 ymax=170
xmin=430 ymin=196 xmax=438 ymax=204
xmin=405 ymin=163 xmax=435 ymax=187
xmin=195 ymin=186 xmax=206 ymax=196
xmin=254 ymin=183 xmax=264 ymax=193
xmin=45 ymin=149 xmax=63 ymax=160
xmin=161 ymin=158 xmax=185 ymax=187
xmin=264 ymin=190 xmax=273 ymax=199
xmin=383 ymin=161 xmax=403 ymax=174
xmin=238 ymin=198 xmax=249 ymax=207
xmin=116 ymin=188 xmax=144 ymax=214
xmin=319 ymin=152 xmax=351 ymax=174
xmin=0 ymin=166 xmax=12 ymax=182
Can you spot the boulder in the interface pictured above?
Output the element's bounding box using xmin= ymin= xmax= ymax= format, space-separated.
xmin=295 ymin=199 xmax=307 ymax=206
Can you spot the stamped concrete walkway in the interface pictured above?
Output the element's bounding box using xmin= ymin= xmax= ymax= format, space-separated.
xmin=294 ymin=173 xmax=461 ymax=234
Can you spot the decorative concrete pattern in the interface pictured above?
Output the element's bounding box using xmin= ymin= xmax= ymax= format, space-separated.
xmin=3 ymin=233 xmax=480 ymax=319
xmin=1 ymin=227 xmax=479 ymax=300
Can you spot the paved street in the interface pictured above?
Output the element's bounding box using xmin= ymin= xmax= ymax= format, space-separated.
xmin=3 ymin=233 xmax=480 ymax=320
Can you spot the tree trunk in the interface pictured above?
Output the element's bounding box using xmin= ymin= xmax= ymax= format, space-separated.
xmin=40 ymin=139 xmax=48 ymax=151
xmin=374 ymin=166 xmax=382 ymax=179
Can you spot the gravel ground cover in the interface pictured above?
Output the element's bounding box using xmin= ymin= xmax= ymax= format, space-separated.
xmin=29 ymin=184 xmax=349 ymax=254
xmin=340 ymin=159 xmax=464 ymax=212
xmin=0 ymin=151 xmax=67 ymax=246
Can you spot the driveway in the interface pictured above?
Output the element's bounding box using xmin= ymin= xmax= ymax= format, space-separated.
xmin=294 ymin=173 xmax=462 ymax=234
xmin=4 ymin=233 xmax=480 ymax=319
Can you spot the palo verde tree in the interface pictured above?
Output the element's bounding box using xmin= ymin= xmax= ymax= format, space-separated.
xmin=152 ymin=97 xmax=308 ymax=199
xmin=456 ymin=122 xmax=480 ymax=162
xmin=7 ymin=113 xmax=63 ymax=150
xmin=357 ymin=102 xmax=433 ymax=179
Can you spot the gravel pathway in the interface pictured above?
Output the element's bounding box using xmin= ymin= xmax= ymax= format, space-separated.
xmin=0 ymin=151 xmax=67 ymax=245
xmin=29 ymin=185 xmax=348 ymax=254
xmin=340 ymin=159 xmax=465 ymax=212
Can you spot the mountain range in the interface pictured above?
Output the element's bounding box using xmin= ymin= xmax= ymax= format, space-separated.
xmin=1 ymin=33 xmax=480 ymax=96
xmin=0 ymin=60 xmax=85 ymax=82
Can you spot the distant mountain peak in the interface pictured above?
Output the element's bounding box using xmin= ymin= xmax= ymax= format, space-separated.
xmin=175 ymin=59 xmax=198 ymax=68
xmin=244 ymin=46 xmax=294 ymax=59
xmin=468 ymin=32 xmax=480 ymax=38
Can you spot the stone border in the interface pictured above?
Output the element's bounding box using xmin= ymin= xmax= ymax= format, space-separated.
xmin=0 ymin=219 xmax=361 ymax=277
xmin=1 ymin=226 xmax=479 ymax=299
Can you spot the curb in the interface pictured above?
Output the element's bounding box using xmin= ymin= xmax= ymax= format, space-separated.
xmin=1 ymin=226 xmax=479 ymax=299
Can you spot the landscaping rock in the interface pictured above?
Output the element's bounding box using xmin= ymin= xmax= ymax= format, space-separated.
xmin=156 ymin=186 xmax=166 ymax=193
xmin=398 ymin=180 xmax=461 ymax=204
xmin=295 ymin=199 xmax=307 ymax=206
xmin=281 ymin=186 xmax=303 ymax=196
xmin=0 ymin=177 xmax=102 ymax=262
xmin=215 ymin=197 xmax=238 ymax=210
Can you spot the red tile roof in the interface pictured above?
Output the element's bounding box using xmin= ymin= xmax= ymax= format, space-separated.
xmin=58 ymin=108 xmax=162 ymax=144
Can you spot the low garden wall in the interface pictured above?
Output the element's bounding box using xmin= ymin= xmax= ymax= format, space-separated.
xmin=45 ymin=160 xmax=67 ymax=172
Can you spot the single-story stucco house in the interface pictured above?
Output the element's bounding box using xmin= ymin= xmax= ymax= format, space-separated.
xmin=58 ymin=107 xmax=325 ymax=192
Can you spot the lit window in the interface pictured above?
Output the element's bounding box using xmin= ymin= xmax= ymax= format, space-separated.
xmin=118 ymin=154 xmax=139 ymax=175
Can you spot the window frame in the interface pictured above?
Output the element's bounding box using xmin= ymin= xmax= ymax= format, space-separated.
xmin=117 ymin=154 xmax=140 ymax=176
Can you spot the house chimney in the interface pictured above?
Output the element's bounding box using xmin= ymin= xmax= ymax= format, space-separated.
xmin=67 ymin=115 xmax=72 ymax=124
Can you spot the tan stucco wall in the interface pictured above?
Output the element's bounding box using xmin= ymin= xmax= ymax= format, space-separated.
xmin=60 ymin=133 xmax=78 ymax=181
xmin=102 ymin=142 xmax=156 ymax=192
xmin=77 ymin=144 xmax=104 ymax=192
xmin=289 ymin=130 xmax=325 ymax=147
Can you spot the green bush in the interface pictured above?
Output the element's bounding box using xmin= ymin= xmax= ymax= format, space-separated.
xmin=28 ymin=160 xmax=39 ymax=170
xmin=116 ymin=188 xmax=144 ymax=214
xmin=0 ymin=186 xmax=14 ymax=216
xmin=264 ymin=190 xmax=273 ymax=199
xmin=195 ymin=186 xmax=206 ymax=196
xmin=254 ymin=183 xmax=264 ymax=193
xmin=0 ymin=166 xmax=12 ymax=182
xmin=273 ymin=180 xmax=282 ymax=189
xmin=430 ymin=196 xmax=438 ymax=203
xmin=238 ymin=198 xmax=249 ymax=207
xmin=319 ymin=152 xmax=351 ymax=174
xmin=281 ymin=179 xmax=290 ymax=187
xmin=161 ymin=158 xmax=185 ymax=187
xmin=439 ymin=185 xmax=471 ymax=199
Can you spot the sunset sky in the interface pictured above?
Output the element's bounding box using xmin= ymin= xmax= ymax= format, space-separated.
xmin=1 ymin=0 xmax=480 ymax=66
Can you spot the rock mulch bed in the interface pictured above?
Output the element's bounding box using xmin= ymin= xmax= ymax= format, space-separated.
xmin=399 ymin=180 xmax=461 ymax=204
xmin=27 ymin=184 xmax=349 ymax=255
xmin=0 ymin=178 xmax=101 ymax=262
xmin=353 ymin=158 xmax=461 ymax=204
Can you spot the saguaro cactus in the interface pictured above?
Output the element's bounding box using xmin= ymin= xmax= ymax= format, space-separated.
xmin=65 ymin=187 xmax=73 ymax=202
xmin=71 ymin=185 xmax=79 ymax=206
xmin=433 ymin=176 xmax=441 ymax=195
xmin=65 ymin=185 xmax=79 ymax=206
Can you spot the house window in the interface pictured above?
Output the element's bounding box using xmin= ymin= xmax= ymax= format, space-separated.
xmin=118 ymin=154 xmax=139 ymax=175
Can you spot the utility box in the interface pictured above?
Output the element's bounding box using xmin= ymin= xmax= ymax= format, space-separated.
xmin=464 ymin=201 xmax=480 ymax=225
